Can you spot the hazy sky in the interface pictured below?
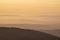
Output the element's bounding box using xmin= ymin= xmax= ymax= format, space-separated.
xmin=0 ymin=0 xmax=60 ymax=24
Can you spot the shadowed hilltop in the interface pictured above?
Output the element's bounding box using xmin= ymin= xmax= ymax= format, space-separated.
xmin=0 ymin=27 xmax=60 ymax=40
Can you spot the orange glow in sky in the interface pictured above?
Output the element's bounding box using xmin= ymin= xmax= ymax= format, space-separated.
xmin=0 ymin=0 xmax=60 ymax=24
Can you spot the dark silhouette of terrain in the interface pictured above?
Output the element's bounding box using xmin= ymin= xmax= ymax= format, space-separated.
xmin=42 ymin=29 xmax=60 ymax=37
xmin=0 ymin=27 xmax=60 ymax=40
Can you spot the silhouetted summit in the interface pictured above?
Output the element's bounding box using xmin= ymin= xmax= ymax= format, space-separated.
xmin=0 ymin=27 xmax=60 ymax=40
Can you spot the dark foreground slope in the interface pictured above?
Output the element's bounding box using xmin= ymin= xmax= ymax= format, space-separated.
xmin=0 ymin=27 xmax=60 ymax=40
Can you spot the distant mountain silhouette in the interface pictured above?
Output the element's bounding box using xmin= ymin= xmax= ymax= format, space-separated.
xmin=0 ymin=27 xmax=60 ymax=40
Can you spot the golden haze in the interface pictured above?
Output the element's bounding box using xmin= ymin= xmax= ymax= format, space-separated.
xmin=0 ymin=0 xmax=60 ymax=24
